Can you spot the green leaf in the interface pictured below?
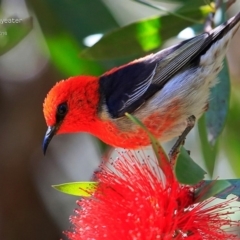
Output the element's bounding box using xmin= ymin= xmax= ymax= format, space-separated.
xmin=125 ymin=113 xmax=167 ymax=159
xmin=198 ymin=8 xmax=230 ymax=177
xmin=198 ymin=116 xmax=218 ymax=177
xmin=195 ymin=179 xmax=240 ymax=202
xmin=205 ymin=59 xmax=230 ymax=145
xmin=125 ymin=113 xmax=172 ymax=179
xmin=80 ymin=5 xmax=212 ymax=60
xmin=52 ymin=182 xmax=97 ymax=197
xmin=194 ymin=179 xmax=231 ymax=203
xmin=28 ymin=0 xmax=116 ymax=76
xmin=175 ymin=147 xmax=206 ymax=184
xmin=222 ymin=89 xmax=240 ymax=176
xmin=47 ymin=34 xmax=103 ymax=76
xmin=0 ymin=17 xmax=32 ymax=56
xmin=214 ymin=179 xmax=240 ymax=200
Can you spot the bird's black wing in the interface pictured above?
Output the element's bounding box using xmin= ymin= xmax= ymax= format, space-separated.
xmin=99 ymin=59 xmax=160 ymax=118
xmin=99 ymin=13 xmax=240 ymax=119
xmin=99 ymin=36 xmax=207 ymax=118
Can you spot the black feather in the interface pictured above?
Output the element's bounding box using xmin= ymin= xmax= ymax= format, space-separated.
xmin=99 ymin=61 xmax=160 ymax=118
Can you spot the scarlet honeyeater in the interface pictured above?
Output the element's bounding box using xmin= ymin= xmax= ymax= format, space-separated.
xmin=43 ymin=13 xmax=240 ymax=153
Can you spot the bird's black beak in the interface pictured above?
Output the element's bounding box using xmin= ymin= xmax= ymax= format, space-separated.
xmin=43 ymin=126 xmax=57 ymax=155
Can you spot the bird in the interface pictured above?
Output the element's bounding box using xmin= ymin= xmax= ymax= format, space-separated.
xmin=43 ymin=12 xmax=240 ymax=154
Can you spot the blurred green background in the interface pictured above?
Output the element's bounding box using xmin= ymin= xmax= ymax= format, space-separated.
xmin=0 ymin=0 xmax=240 ymax=239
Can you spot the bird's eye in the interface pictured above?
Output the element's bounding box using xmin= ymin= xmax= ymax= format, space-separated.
xmin=57 ymin=103 xmax=68 ymax=116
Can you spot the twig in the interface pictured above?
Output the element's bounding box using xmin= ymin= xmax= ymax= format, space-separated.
xmin=132 ymin=0 xmax=201 ymax=24
xmin=204 ymin=0 xmax=223 ymax=32
xmin=204 ymin=12 xmax=215 ymax=32
xmin=204 ymin=0 xmax=236 ymax=32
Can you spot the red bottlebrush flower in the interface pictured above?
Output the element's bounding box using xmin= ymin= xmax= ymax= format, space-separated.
xmin=66 ymin=151 xmax=239 ymax=240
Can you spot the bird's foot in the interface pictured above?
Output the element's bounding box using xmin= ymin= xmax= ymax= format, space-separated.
xmin=169 ymin=115 xmax=196 ymax=166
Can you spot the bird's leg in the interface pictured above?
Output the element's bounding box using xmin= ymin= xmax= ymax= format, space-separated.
xmin=169 ymin=115 xmax=196 ymax=166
